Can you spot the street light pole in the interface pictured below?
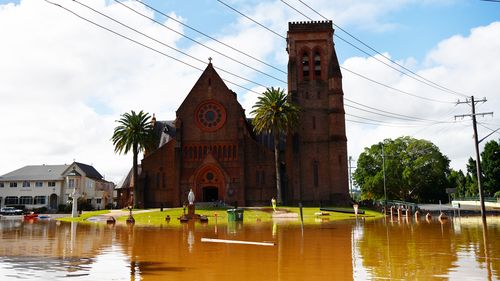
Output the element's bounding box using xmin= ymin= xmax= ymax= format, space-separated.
xmin=381 ymin=143 xmax=387 ymax=214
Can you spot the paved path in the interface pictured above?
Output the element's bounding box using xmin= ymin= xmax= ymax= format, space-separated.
xmin=418 ymin=203 xmax=499 ymax=212
xmin=86 ymin=209 xmax=158 ymax=222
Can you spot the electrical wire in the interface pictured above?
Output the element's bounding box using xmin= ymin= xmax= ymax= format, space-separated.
xmin=129 ymin=0 xmax=287 ymax=74
xmin=345 ymin=98 xmax=455 ymax=123
xmin=346 ymin=113 xmax=423 ymax=127
xmin=43 ymin=0 xmax=262 ymax=95
xmin=341 ymin=67 xmax=454 ymax=104
xmin=113 ymin=0 xmax=287 ymax=85
xmin=216 ymin=0 xmax=456 ymax=105
xmin=71 ymin=0 xmax=269 ymax=89
xmin=293 ymin=0 xmax=470 ymax=98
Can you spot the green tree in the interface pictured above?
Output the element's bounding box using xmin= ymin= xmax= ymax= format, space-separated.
xmin=250 ymin=87 xmax=300 ymax=204
xmin=353 ymin=136 xmax=450 ymax=203
xmin=448 ymin=169 xmax=466 ymax=198
xmin=111 ymin=110 xmax=154 ymax=208
xmin=481 ymin=139 xmax=500 ymax=196
xmin=465 ymin=157 xmax=478 ymax=197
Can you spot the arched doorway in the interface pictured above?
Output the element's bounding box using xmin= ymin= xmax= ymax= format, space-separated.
xmin=49 ymin=194 xmax=58 ymax=210
xmin=202 ymin=186 xmax=219 ymax=202
xmin=193 ymin=165 xmax=226 ymax=203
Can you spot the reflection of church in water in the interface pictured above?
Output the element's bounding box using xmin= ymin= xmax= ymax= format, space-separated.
xmin=139 ymin=21 xmax=349 ymax=207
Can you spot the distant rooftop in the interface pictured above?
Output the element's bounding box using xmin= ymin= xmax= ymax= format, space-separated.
xmin=0 ymin=162 xmax=103 ymax=181
xmin=0 ymin=165 xmax=68 ymax=181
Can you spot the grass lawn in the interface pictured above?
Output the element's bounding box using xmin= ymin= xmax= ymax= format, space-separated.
xmin=115 ymin=206 xmax=382 ymax=227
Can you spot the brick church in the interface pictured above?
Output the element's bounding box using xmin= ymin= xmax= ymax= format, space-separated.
xmin=137 ymin=21 xmax=349 ymax=207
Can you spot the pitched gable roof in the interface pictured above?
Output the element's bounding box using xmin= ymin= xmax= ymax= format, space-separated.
xmin=0 ymin=165 xmax=68 ymax=181
xmin=74 ymin=162 xmax=103 ymax=180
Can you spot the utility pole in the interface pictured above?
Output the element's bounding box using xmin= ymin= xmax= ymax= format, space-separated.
xmin=348 ymin=156 xmax=353 ymax=199
xmin=455 ymin=96 xmax=493 ymax=223
xmin=381 ymin=143 xmax=387 ymax=214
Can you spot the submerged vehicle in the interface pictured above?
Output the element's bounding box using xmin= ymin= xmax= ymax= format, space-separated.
xmin=0 ymin=207 xmax=23 ymax=215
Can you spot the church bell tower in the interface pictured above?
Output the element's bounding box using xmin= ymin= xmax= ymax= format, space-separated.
xmin=285 ymin=21 xmax=349 ymax=205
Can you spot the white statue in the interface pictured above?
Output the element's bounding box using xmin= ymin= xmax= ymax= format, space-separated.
xmin=188 ymin=188 xmax=195 ymax=205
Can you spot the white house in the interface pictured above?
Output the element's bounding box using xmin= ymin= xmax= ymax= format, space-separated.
xmin=0 ymin=162 xmax=114 ymax=211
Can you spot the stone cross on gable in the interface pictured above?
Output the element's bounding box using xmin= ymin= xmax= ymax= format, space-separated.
xmin=208 ymin=57 xmax=212 ymax=63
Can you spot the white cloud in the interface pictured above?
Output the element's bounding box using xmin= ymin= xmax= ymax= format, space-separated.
xmin=344 ymin=21 xmax=500 ymax=171
xmin=0 ymin=0 xmax=498 ymax=186
xmin=0 ymin=0 xmax=199 ymax=182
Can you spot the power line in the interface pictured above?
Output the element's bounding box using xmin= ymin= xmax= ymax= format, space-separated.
xmin=71 ymin=0 xmax=269 ymax=89
xmin=341 ymin=66 xmax=453 ymax=104
xmin=73 ymin=0 xmax=268 ymax=88
xmin=345 ymin=98 xmax=455 ymax=123
xmin=217 ymin=0 xmax=455 ymax=105
xmin=129 ymin=0 xmax=286 ymax=75
xmin=216 ymin=0 xmax=286 ymax=40
xmin=112 ymin=0 xmax=287 ymax=85
xmin=293 ymin=0 xmax=470 ymax=98
xmin=345 ymin=103 xmax=444 ymax=123
xmin=345 ymin=113 xmax=423 ymax=127
xmin=43 ymin=0 xmax=261 ymax=95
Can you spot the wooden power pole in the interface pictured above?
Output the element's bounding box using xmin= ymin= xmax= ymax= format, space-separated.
xmin=455 ymin=96 xmax=493 ymax=223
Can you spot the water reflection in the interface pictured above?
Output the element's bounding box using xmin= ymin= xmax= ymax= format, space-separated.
xmin=0 ymin=216 xmax=497 ymax=280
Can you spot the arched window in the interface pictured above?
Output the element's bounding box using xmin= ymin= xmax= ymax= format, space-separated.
xmin=302 ymin=51 xmax=310 ymax=80
xmin=314 ymin=51 xmax=321 ymax=78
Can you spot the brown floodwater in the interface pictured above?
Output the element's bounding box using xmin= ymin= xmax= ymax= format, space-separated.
xmin=0 ymin=216 xmax=498 ymax=280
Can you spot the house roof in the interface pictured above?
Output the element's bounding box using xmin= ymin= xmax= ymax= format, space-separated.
xmin=0 ymin=162 xmax=104 ymax=181
xmin=74 ymin=162 xmax=103 ymax=180
xmin=0 ymin=165 xmax=68 ymax=181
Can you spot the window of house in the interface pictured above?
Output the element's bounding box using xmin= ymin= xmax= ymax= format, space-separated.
xmin=20 ymin=196 xmax=33 ymax=205
xmin=10 ymin=182 xmax=17 ymax=188
xmin=68 ymin=179 xmax=75 ymax=188
xmin=48 ymin=181 xmax=56 ymax=187
xmin=5 ymin=196 xmax=19 ymax=205
xmin=87 ymin=199 xmax=92 ymax=205
xmin=22 ymin=181 xmax=30 ymax=187
xmin=302 ymin=52 xmax=309 ymax=80
xmin=313 ymin=161 xmax=319 ymax=187
xmin=35 ymin=181 xmax=43 ymax=187
xmin=96 ymin=198 xmax=102 ymax=205
xmin=34 ymin=196 xmax=46 ymax=205
xmin=0 ymin=183 xmax=4 ymax=188
xmin=314 ymin=51 xmax=321 ymax=78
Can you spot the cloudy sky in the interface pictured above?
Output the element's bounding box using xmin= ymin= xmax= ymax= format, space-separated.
xmin=0 ymin=0 xmax=499 ymax=184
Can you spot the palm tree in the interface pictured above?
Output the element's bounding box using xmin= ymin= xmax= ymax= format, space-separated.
xmin=111 ymin=110 xmax=153 ymax=208
xmin=251 ymin=87 xmax=300 ymax=205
